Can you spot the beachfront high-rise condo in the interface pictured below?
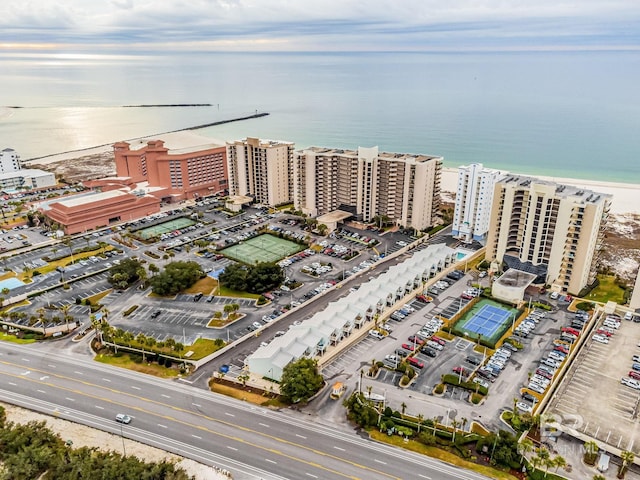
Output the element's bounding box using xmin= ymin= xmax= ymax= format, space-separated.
xmin=0 ymin=148 xmax=22 ymax=174
xmin=452 ymin=163 xmax=504 ymax=244
xmin=485 ymin=175 xmax=611 ymax=295
xmin=226 ymin=138 xmax=295 ymax=207
xmin=113 ymin=140 xmax=228 ymax=201
xmin=293 ymin=146 xmax=442 ymax=231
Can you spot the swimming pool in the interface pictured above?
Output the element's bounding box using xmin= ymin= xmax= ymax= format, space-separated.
xmin=0 ymin=277 xmax=25 ymax=290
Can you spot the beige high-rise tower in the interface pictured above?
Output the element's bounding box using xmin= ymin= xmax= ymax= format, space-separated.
xmin=293 ymin=146 xmax=442 ymax=231
xmin=485 ymin=176 xmax=611 ymax=295
xmin=226 ymin=137 xmax=295 ymax=207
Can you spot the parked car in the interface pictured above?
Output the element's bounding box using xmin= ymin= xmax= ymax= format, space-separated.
xmin=369 ymin=330 xmax=385 ymax=340
xmin=516 ymin=402 xmax=533 ymax=413
xmin=407 ymin=357 xmax=424 ymax=369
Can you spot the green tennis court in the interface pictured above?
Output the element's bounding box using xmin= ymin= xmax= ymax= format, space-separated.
xmin=136 ymin=218 xmax=196 ymax=240
xmin=453 ymin=298 xmax=520 ymax=346
xmin=221 ymin=234 xmax=304 ymax=264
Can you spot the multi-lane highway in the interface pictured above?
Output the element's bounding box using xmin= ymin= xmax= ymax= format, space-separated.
xmin=0 ymin=342 xmax=490 ymax=480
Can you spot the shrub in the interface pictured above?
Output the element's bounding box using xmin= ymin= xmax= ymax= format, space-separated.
xmin=434 ymin=383 xmax=445 ymax=394
xmin=442 ymin=374 xmax=488 ymax=395
xmin=399 ymin=375 xmax=410 ymax=386
xmin=471 ymin=393 xmax=483 ymax=404
xmin=122 ymin=305 xmax=139 ymax=317
xmin=576 ymin=301 xmax=595 ymax=311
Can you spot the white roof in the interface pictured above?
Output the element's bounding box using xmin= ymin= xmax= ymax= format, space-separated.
xmin=246 ymin=243 xmax=456 ymax=380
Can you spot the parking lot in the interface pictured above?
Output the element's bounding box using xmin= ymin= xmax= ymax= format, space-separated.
xmin=547 ymin=311 xmax=640 ymax=456
xmin=317 ymin=270 xmax=587 ymax=432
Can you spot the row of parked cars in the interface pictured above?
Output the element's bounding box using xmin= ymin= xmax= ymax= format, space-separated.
xmin=379 ymin=309 xmax=446 ymax=372
xmin=519 ymin=310 xmax=579 ymax=408
xmin=594 ymin=312 xmax=621 ymax=344
xmin=474 ymin=343 xmax=518 ymax=384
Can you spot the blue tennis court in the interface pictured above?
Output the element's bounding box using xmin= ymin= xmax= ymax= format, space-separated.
xmin=462 ymin=304 xmax=514 ymax=338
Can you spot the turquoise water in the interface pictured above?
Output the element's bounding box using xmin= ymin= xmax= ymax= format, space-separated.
xmin=0 ymin=278 xmax=25 ymax=290
xmin=2 ymin=51 xmax=639 ymax=183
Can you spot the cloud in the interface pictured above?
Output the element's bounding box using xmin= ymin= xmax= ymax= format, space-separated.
xmin=0 ymin=0 xmax=639 ymax=51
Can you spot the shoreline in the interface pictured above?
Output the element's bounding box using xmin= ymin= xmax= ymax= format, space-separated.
xmin=26 ymin=129 xmax=639 ymax=216
xmin=440 ymin=168 xmax=639 ymax=215
xmin=22 ymin=112 xmax=268 ymax=163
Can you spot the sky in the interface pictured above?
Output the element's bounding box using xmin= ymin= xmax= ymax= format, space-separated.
xmin=1 ymin=0 xmax=639 ymax=53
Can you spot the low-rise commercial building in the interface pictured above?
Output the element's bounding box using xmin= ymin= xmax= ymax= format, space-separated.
xmin=0 ymin=168 xmax=56 ymax=191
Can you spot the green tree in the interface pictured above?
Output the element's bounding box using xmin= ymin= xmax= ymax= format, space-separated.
xmin=149 ymin=261 xmax=204 ymax=296
xmin=280 ymin=357 xmax=324 ymax=404
xmin=619 ymin=450 xmax=635 ymax=478
xmin=107 ymin=258 xmax=143 ymax=289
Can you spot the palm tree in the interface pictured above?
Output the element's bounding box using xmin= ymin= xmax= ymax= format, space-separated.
xmin=512 ymin=397 xmax=519 ymax=414
xmin=535 ymin=447 xmax=550 ymax=475
xmin=519 ymin=438 xmax=534 ymax=464
xmin=619 ymin=450 xmax=635 ymax=478
xmin=400 ymin=402 xmax=407 ymax=417
xmin=451 ymin=418 xmax=459 ymax=443
xmin=417 ymin=414 xmax=424 ymax=433
xmin=460 ymin=417 xmax=468 ymax=433
xmin=552 ymin=455 xmax=567 ymax=473
xmin=59 ymin=304 xmax=72 ymax=332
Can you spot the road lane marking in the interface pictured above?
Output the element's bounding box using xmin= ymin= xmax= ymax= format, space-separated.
xmin=227 ymin=446 xmax=237 ymax=451
xmin=161 ymin=394 xmax=170 ymax=398
xmin=131 ymin=386 xmax=141 ymax=390
xmin=8 ymin=382 xmax=16 ymax=386
xmin=74 ymin=371 xmax=84 ymax=375
xmin=334 ymin=446 xmax=345 ymax=451
xmin=21 ymin=358 xmax=30 ymax=362
xmin=37 ymin=389 xmax=46 ymax=393
xmin=65 ymin=397 xmax=75 ymax=402
xmin=374 ymin=459 xmax=387 ymax=465
xmin=225 ymin=412 xmax=235 ymax=417
xmin=296 ymin=434 xmax=307 ymax=439
xmin=96 ymin=405 xmax=104 ymax=409
xmin=306 ymin=474 xmax=318 ymax=478
xmin=40 ymin=376 xmax=49 ymax=380
xmin=102 ymin=378 xmax=111 ymax=382
xmin=419 ymin=475 xmax=432 ymax=479
xmin=0 ymin=365 xmax=401 ymax=480
xmin=259 ymin=423 xmax=269 ymax=428
xmin=192 ymin=403 xmax=201 ymax=407
xmin=47 ymin=364 xmax=56 ymax=368
xmin=191 ymin=434 xmax=202 ymax=440
xmin=158 ymin=424 xmax=168 ymax=429
xmin=265 ymin=458 xmax=277 ymax=464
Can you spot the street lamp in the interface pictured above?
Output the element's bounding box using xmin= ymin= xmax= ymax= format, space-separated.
xmin=119 ymin=422 xmax=127 ymax=457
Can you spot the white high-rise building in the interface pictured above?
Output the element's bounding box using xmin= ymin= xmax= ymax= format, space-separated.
xmin=226 ymin=138 xmax=295 ymax=207
xmin=452 ymin=163 xmax=503 ymax=243
xmin=0 ymin=148 xmax=22 ymax=174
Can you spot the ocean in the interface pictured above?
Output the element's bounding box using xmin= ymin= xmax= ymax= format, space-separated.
xmin=1 ymin=51 xmax=639 ymax=183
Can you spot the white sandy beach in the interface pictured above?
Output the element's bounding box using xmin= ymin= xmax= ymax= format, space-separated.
xmin=27 ymin=130 xmax=639 ymax=215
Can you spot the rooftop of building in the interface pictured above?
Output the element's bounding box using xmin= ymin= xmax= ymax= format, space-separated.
xmin=228 ymin=137 xmax=294 ymax=148
xmin=53 ymin=189 xmax=130 ymax=208
xmin=299 ymin=146 xmax=442 ymax=163
xmin=494 ymin=268 xmax=538 ymax=288
xmin=0 ymin=168 xmax=53 ymax=180
xmin=498 ymin=175 xmax=612 ymax=204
